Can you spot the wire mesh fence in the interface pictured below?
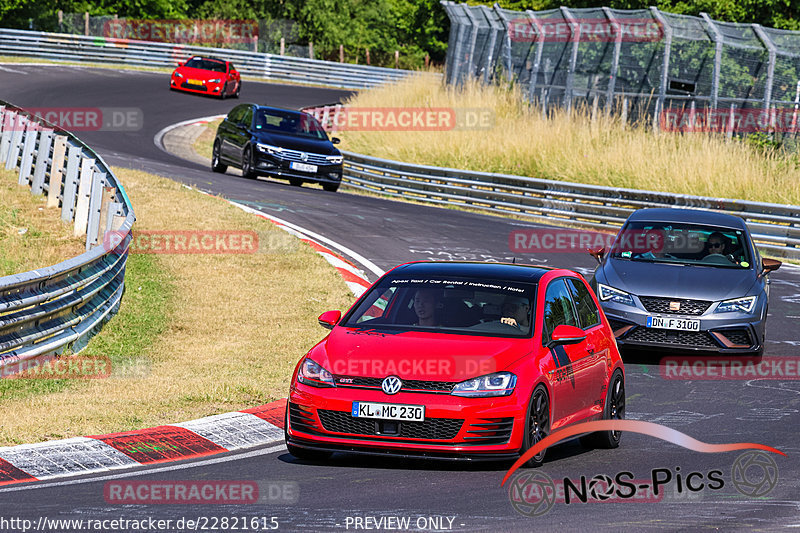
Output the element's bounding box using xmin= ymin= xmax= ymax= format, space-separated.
xmin=441 ymin=2 xmax=800 ymax=147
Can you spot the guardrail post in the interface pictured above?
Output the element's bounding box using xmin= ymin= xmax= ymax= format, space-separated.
xmin=97 ymin=186 xmax=116 ymax=247
xmin=481 ymin=5 xmax=502 ymax=84
xmin=86 ymin=168 xmax=107 ymax=249
xmin=561 ymin=7 xmax=580 ymax=112
xmin=18 ymin=121 xmax=39 ymax=185
xmin=462 ymin=6 xmax=480 ymax=78
xmin=752 ymin=24 xmax=776 ymax=112
xmin=701 ymin=13 xmax=723 ymax=111
xmin=47 ymin=135 xmax=68 ymax=208
xmin=73 ymin=156 xmax=95 ymax=237
xmin=650 ymin=8 xmax=672 ymax=132
xmin=602 ymin=7 xmax=622 ymax=115
xmin=31 ymin=128 xmax=54 ymax=195
xmin=61 ymin=143 xmax=82 ymax=222
xmin=5 ymin=114 xmax=27 ymax=170
xmin=0 ymin=108 xmax=12 ymax=163
xmin=526 ymin=10 xmax=545 ymax=103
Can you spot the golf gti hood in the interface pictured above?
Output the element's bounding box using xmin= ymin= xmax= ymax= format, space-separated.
xmin=601 ymin=258 xmax=757 ymax=301
xmin=253 ymin=131 xmax=339 ymax=156
xmin=309 ymin=328 xmax=533 ymax=383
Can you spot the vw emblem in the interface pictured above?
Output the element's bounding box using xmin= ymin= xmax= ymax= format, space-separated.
xmin=301 ymin=152 xmax=308 ymax=162
xmin=381 ymin=376 xmax=402 ymax=395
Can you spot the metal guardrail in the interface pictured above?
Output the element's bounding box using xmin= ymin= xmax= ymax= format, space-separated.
xmin=0 ymin=28 xmax=433 ymax=90
xmin=0 ymin=100 xmax=134 ymax=370
xmin=302 ymin=105 xmax=800 ymax=260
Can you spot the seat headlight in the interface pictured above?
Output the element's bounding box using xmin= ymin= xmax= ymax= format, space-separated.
xmin=716 ymin=296 xmax=757 ymax=314
xmin=451 ymin=372 xmax=516 ymax=397
xmin=597 ymin=283 xmax=635 ymax=307
xmin=296 ymin=358 xmax=336 ymax=388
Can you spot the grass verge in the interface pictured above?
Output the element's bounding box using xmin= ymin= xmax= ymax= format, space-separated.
xmin=335 ymin=75 xmax=800 ymax=206
xmin=0 ymin=169 xmax=84 ymax=277
xmin=0 ymin=167 xmax=354 ymax=445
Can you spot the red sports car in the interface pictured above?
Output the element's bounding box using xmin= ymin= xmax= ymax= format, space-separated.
xmin=170 ymin=56 xmax=241 ymax=99
xmin=285 ymin=261 xmax=625 ymax=465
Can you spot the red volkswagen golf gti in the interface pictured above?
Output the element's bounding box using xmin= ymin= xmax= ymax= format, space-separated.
xmin=285 ymin=262 xmax=625 ymax=466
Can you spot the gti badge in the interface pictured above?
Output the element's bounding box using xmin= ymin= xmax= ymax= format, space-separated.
xmin=669 ymin=301 xmax=681 ymax=312
xmin=381 ymin=376 xmax=402 ymax=395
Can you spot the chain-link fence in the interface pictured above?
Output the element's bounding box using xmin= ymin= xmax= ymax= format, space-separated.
xmin=442 ymin=2 xmax=800 ymax=146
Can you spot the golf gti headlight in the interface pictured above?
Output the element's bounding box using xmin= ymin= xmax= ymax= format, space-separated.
xmin=326 ymin=155 xmax=343 ymax=164
xmin=451 ymin=372 xmax=517 ymax=397
xmin=716 ymin=296 xmax=757 ymax=314
xmin=257 ymin=143 xmax=283 ymax=155
xmin=297 ymin=358 xmax=336 ymax=388
xmin=597 ymin=283 xmax=635 ymax=307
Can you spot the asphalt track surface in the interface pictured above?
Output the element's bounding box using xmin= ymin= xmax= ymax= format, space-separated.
xmin=2 ymin=65 xmax=800 ymax=532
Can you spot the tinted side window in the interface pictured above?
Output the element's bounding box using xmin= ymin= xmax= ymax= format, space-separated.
xmin=227 ymin=105 xmax=245 ymax=124
xmin=229 ymin=63 xmax=236 ymax=72
xmin=567 ymin=278 xmax=600 ymax=329
xmin=542 ymin=279 xmax=577 ymax=343
xmin=241 ymin=107 xmax=253 ymax=128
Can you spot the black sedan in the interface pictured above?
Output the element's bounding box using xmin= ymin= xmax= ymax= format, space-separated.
xmin=589 ymin=208 xmax=781 ymax=355
xmin=212 ymin=104 xmax=343 ymax=192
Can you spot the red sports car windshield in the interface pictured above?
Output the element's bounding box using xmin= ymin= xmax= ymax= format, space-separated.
xmin=342 ymin=275 xmax=536 ymax=337
xmin=183 ymin=57 xmax=227 ymax=72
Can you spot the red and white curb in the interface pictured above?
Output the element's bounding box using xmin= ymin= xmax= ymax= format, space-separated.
xmin=0 ymin=400 xmax=287 ymax=486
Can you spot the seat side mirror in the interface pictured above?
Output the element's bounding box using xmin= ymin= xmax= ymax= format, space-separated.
xmin=760 ymin=257 xmax=781 ymax=278
xmin=588 ymin=247 xmax=606 ymax=264
xmin=546 ymin=324 xmax=586 ymax=348
xmin=318 ymin=310 xmax=342 ymax=330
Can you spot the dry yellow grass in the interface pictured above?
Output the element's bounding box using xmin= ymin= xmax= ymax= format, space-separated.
xmin=0 ymin=168 xmax=84 ymax=277
xmin=337 ymin=75 xmax=800 ymax=206
xmin=0 ymin=167 xmax=354 ymax=445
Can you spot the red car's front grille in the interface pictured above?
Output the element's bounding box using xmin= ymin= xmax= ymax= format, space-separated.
xmin=317 ymin=409 xmax=464 ymax=440
xmin=180 ymin=82 xmax=208 ymax=91
xmin=334 ymin=375 xmax=457 ymax=394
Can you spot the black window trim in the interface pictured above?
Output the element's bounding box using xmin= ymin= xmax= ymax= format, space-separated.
xmin=566 ymin=277 xmax=601 ymax=331
xmin=540 ymin=277 xmax=581 ymax=347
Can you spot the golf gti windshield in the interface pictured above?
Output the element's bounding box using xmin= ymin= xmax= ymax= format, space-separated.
xmin=610 ymin=221 xmax=753 ymax=268
xmin=342 ymin=276 xmax=536 ymax=337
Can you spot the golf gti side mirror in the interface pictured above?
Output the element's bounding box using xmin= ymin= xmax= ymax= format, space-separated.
xmin=318 ymin=310 xmax=342 ymax=330
xmin=547 ymin=324 xmax=587 ymax=348
xmin=331 ymin=137 xmax=341 ymax=144
xmin=588 ymin=247 xmax=606 ymax=264
xmin=760 ymin=258 xmax=782 ymax=278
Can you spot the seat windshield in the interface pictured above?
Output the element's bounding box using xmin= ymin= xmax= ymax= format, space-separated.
xmin=341 ymin=276 xmax=536 ymax=338
xmin=609 ymin=221 xmax=752 ymax=268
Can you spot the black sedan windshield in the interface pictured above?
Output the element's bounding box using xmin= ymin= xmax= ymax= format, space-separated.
xmin=254 ymin=109 xmax=327 ymax=140
xmin=610 ymin=221 xmax=752 ymax=268
xmin=342 ymin=276 xmax=536 ymax=337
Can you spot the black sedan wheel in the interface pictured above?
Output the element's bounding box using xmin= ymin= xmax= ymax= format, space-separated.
xmin=211 ymin=140 xmax=227 ymax=173
xmin=242 ymin=146 xmax=257 ymax=179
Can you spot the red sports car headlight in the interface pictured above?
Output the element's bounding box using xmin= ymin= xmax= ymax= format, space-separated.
xmin=209 ymin=78 xmax=222 ymax=84
xmin=451 ymin=372 xmax=517 ymax=397
xmin=173 ymin=71 xmax=183 ymax=78
xmin=297 ymin=358 xmax=336 ymax=388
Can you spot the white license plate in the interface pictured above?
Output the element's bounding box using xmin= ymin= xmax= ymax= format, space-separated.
xmin=290 ymin=161 xmax=317 ymax=173
xmin=352 ymin=402 xmax=425 ymax=422
xmin=646 ymin=316 xmax=701 ymax=331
